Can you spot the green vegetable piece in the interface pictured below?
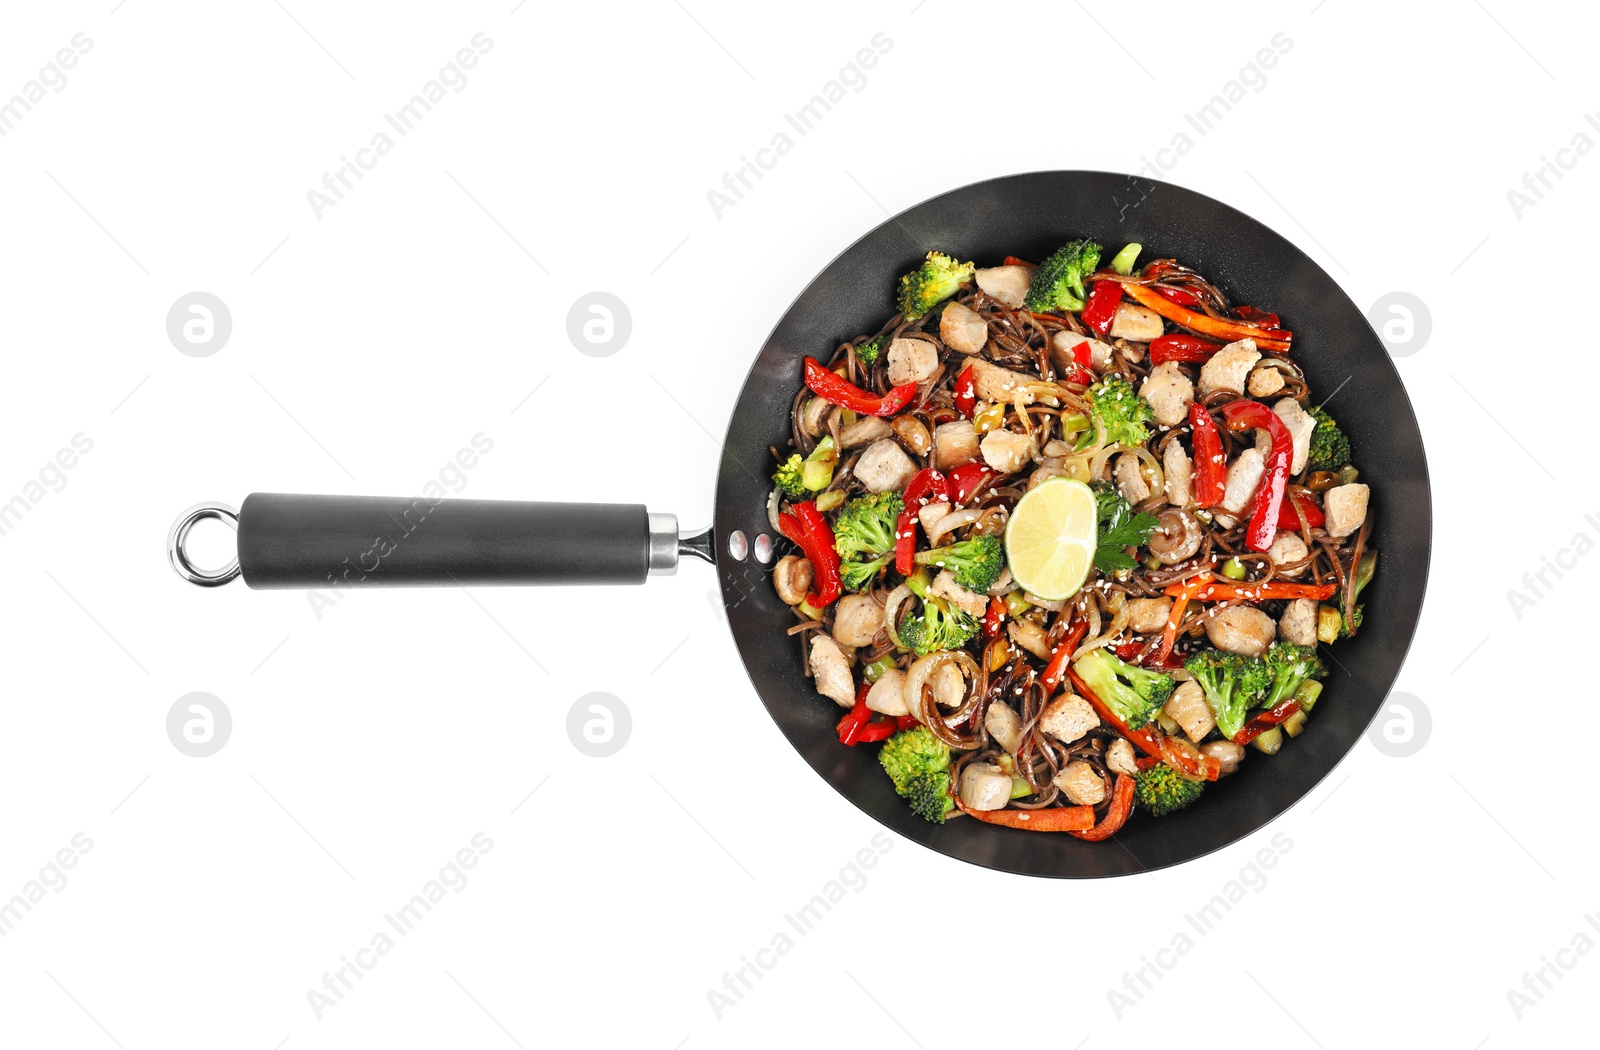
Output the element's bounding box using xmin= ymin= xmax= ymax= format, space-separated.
xmin=800 ymin=435 xmax=838 ymax=491
xmin=1023 ymin=239 xmax=1103 ymax=312
xmin=1134 ymin=765 xmax=1204 ymax=816
xmin=1184 ymin=649 xmax=1271 ymax=740
xmin=1109 ymin=242 xmax=1142 ymax=276
xmin=913 ymin=534 xmax=1004 ymax=594
xmin=879 ymin=727 xmax=955 ymax=823
xmin=1091 ymin=482 xmax=1160 ymax=573
xmin=1086 ymin=374 xmax=1156 ymax=448
xmin=1073 ymin=648 xmax=1175 ymax=731
xmin=897 ymin=251 xmax=976 ymax=322
xmin=1307 ymin=406 xmax=1352 ymax=472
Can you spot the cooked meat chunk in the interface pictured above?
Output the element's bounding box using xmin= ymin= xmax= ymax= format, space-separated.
xmin=931 ymin=660 xmax=966 ymax=708
xmin=984 ymin=701 xmax=1025 ymax=755
xmin=1163 ymin=679 xmax=1214 ymax=742
xmin=1139 ymin=361 xmax=1195 ymax=427
xmin=1219 ymin=447 xmax=1266 ymax=517
xmin=1007 ymin=619 xmax=1051 ymax=660
xmin=1273 ymin=397 xmax=1316 ymax=475
xmin=865 ymin=668 xmax=909 ymax=717
xmin=958 ymin=762 xmax=1012 ymax=811
xmin=1279 ymin=598 xmax=1317 ymax=647
xmin=839 ymin=415 xmax=891 ymax=448
xmin=886 ymin=337 xmax=938 ymax=386
xmin=932 ymin=420 xmax=981 ymax=470
xmin=939 ymin=301 xmax=988 ymax=355
xmin=1128 ymin=597 xmax=1172 ymax=634
xmin=917 ymin=500 xmax=952 ymax=535
xmin=855 ymin=438 xmax=917 ymax=493
xmin=1201 ymin=739 xmax=1245 ymax=775
xmin=1267 ymin=531 xmax=1309 ymax=576
xmin=808 ymin=636 xmax=855 ymax=708
xmin=1164 ymin=441 xmax=1193 ymax=506
xmin=1324 ymin=483 xmax=1370 ymax=538
xmin=1198 ymin=338 xmax=1260 ymax=398
xmin=1109 ymin=302 xmax=1164 ymax=341
xmin=961 ymin=357 xmax=1034 ymax=405
xmin=1106 ymin=738 xmax=1138 ymax=777
xmin=1051 ymin=329 xmax=1114 ymax=372
xmin=1204 ymin=606 xmax=1277 ymax=657
xmin=930 ymin=570 xmax=988 ymax=619
xmin=1114 ymin=452 xmax=1150 ymax=503
xmin=1247 ymin=364 xmax=1285 ymax=398
xmin=832 ymin=593 xmax=882 ymax=648
xmin=1038 ymin=693 xmax=1098 ymax=743
xmin=974 ymin=264 xmax=1032 ymax=308
xmin=1053 ymin=760 xmax=1108 ymax=805
xmin=981 ymin=429 xmax=1032 ymax=474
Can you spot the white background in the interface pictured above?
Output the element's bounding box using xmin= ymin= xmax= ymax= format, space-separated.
xmin=0 ymin=1 xmax=1589 ymax=1046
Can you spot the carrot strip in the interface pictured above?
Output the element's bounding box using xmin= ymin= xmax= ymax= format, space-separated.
xmin=1151 ymin=573 xmax=1210 ymax=665
xmin=1163 ymin=580 xmax=1337 ymax=602
xmin=1067 ymin=774 xmax=1136 ymax=841
xmin=956 ymin=800 xmax=1096 ymax=832
xmin=1120 ymin=282 xmax=1292 ymax=351
xmin=1065 ymin=668 xmax=1221 ymax=782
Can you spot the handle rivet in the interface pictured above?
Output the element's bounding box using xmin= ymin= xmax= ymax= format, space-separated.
xmin=752 ymin=533 xmax=774 ymax=564
xmin=727 ymin=530 xmax=748 ymax=562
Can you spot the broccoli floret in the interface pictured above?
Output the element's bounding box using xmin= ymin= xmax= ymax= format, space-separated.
xmin=879 ymin=726 xmax=955 ymax=823
xmin=1134 ymin=765 xmax=1205 ymax=817
xmin=1340 ymin=604 xmax=1363 ymax=638
xmin=1307 ymin=406 xmax=1352 ymax=472
xmin=1086 ymin=374 xmax=1156 ymax=447
xmin=800 ymin=436 xmax=838 ymax=491
xmin=854 ymin=335 xmax=886 ymax=366
xmin=772 ymin=454 xmax=805 ymax=498
xmin=899 ymin=597 xmax=977 ymax=657
xmin=1072 ymin=649 xmax=1175 ymax=731
xmin=840 ymin=554 xmax=892 ymax=592
xmin=1022 ymin=239 xmax=1102 ymax=312
xmin=897 ymin=251 xmax=976 ymax=321
xmin=1261 ymin=642 xmax=1325 ymax=710
xmin=913 ymin=535 xmax=1004 ymax=594
xmin=833 ymin=492 xmax=902 ymax=561
xmin=1184 ymin=649 xmax=1271 ymax=740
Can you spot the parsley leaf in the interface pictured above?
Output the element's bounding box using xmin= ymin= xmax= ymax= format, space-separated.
xmin=1092 ymin=483 xmax=1159 ymax=573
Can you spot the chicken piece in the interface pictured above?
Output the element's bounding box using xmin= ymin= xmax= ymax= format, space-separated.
xmin=1163 ymin=679 xmax=1214 ymax=742
xmin=1279 ymin=598 xmax=1317 ymax=647
xmin=1053 ymin=761 xmax=1108 ymax=806
xmin=975 ymin=264 xmax=1032 ymax=308
xmin=987 ymin=567 xmax=1013 ymax=596
xmin=932 ymin=660 xmax=966 ymax=708
xmin=1139 ymin=361 xmax=1195 ymax=427
xmin=1219 ymin=448 xmax=1266 ymax=517
xmin=808 ymin=636 xmax=855 ymax=708
xmin=865 ymin=668 xmax=909 ymax=717
xmin=1128 ymin=597 xmax=1172 ymax=634
xmin=839 ymin=415 xmax=891 ymax=448
xmin=980 ymin=429 xmax=1033 ymax=474
xmin=1247 ymin=364 xmax=1285 ymax=398
xmin=962 ymin=357 xmax=1033 ymax=405
xmin=1007 ymin=619 xmax=1051 ymax=660
xmin=1324 ymin=483 xmax=1370 ymax=538
xmin=886 ymin=337 xmax=938 ymax=386
xmin=984 ymin=701 xmax=1025 ymax=755
xmin=1116 ymin=338 xmax=1146 ymax=365
xmin=958 ymin=762 xmax=1012 ymax=811
xmin=1051 ymin=329 xmax=1114 ymax=373
xmin=1197 ymin=338 xmax=1260 ymax=398
xmin=1106 ymin=738 xmax=1138 ymax=778
xmin=939 ymin=301 xmax=988 ymax=355
xmin=1164 ymin=441 xmax=1193 ymax=507
xmin=930 ymin=570 xmax=988 ymax=619
xmin=1114 ymin=452 xmax=1150 ymax=503
xmin=917 ymin=500 xmax=952 ymax=536
xmin=854 ymin=438 xmax=917 ymax=493
xmin=932 ymin=420 xmax=981 ymax=470
xmin=832 ymin=593 xmax=882 ymax=648
xmin=1038 ymin=693 xmax=1098 ymax=744
xmin=1273 ymin=397 xmax=1316 ymax=476
xmin=1204 ymin=606 xmax=1278 ymax=657
xmin=1267 ymin=531 xmax=1309 ymax=576
xmin=1110 ymin=302 xmax=1165 ymax=341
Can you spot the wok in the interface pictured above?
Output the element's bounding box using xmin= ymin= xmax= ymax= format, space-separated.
xmin=168 ymin=171 xmax=1430 ymax=877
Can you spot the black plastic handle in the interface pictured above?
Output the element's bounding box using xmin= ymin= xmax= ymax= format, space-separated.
xmin=236 ymin=493 xmax=655 ymax=589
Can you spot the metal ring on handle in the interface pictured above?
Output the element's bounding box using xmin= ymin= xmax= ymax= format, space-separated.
xmin=168 ymin=502 xmax=241 ymax=586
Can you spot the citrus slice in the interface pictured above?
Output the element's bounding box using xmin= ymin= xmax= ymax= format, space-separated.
xmin=1004 ymin=478 xmax=1096 ymax=601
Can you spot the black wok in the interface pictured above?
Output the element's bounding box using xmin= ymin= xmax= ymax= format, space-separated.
xmin=168 ymin=171 xmax=1431 ymax=877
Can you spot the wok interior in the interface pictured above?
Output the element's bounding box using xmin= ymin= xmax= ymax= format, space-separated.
xmin=717 ymin=171 xmax=1429 ymax=877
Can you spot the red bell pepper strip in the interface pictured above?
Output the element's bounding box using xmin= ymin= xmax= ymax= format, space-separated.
xmin=1115 ymin=640 xmax=1187 ymax=669
xmin=1039 ymin=616 xmax=1090 ymax=697
xmin=1233 ymin=305 xmax=1281 ymax=328
xmin=1188 ymin=403 xmax=1226 ymax=508
xmin=895 ymin=714 xmax=919 ymax=732
xmin=1067 ymin=667 xmax=1221 ymax=781
xmin=803 ymin=357 xmax=917 ymax=417
xmin=1150 ymin=333 xmax=1222 ymax=365
xmin=1234 ymin=699 xmax=1302 ymax=744
xmin=1276 ymin=492 xmax=1325 ymax=530
xmin=1219 ymin=399 xmax=1292 ymax=553
xmin=982 ymin=595 xmax=1007 ymax=641
xmin=776 ymin=501 xmax=841 ymax=607
xmin=1119 ymin=282 xmax=1292 ymax=351
xmin=1154 ymin=285 xmax=1202 ymax=308
xmin=836 ymin=686 xmax=873 ymax=744
xmin=953 ymin=365 xmax=977 ymax=417
xmin=1066 ymin=773 xmax=1136 ymax=841
xmin=1150 ymin=572 xmax=1210 ymax=666
xmin=1163 ymin=579 xmax=1337 ymax=602
xmin=1080 ymin=280 xmax=1123 ymax=336
xmin=894 ymin=468 xmax=949 ymax=575
xmin=947 ymin=462 xmax=996 ymax=506
xmin=853 ymin=719 xmax=898 ymax=744
xmin=954 ymin=799 xmax=1096 ymax=832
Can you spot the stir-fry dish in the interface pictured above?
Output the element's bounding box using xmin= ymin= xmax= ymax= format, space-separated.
xmin=769 ymin=241 xmax=1376 ymax=839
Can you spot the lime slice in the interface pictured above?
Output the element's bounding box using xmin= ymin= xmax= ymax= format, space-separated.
xmin=1004 ymin=478 xmax=1096 ymax=601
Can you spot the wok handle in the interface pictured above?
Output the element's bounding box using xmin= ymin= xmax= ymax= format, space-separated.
xmin=169 ymin=493 xmax=708 ymax=589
